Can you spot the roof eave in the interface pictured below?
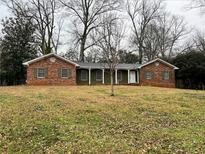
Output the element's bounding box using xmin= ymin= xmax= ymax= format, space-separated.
xmin=138 ymin=58 xmax=179 ymax=70
xmin=22 ymin=53 xmax=79 ymax=67
xmin=23 ymin=62 xmax=29 ymax=66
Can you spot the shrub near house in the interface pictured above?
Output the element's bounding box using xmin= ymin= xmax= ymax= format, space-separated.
xmin=23 ymin=53 xmax=178 ymax=87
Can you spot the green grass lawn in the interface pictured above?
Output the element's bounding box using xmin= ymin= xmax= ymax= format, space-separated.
xmin=0 ymin=86 xmax=205 ymax=153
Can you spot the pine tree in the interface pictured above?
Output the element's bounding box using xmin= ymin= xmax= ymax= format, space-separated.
xmin=0 ymin=16 xmax=38 ymax=85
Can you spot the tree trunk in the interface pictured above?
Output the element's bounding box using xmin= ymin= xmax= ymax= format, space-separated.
xmin=46 ymin=46 xmax=52 ymax=54
xmin=79 ymin=40 xmax=85 ymax=62
xmin=79 ymin=28 xmax=88 ymax=62
xmin=139 ymin=46 xmax=143 ymax=64
xmin=47 ymin=37 xmax=52 ymax=54
xmin=110 ymin=70 xmax=114 ymax=96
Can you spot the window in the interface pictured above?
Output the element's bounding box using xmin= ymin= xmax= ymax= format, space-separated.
xmin=96 ymin=70 xmax=102 ymax=81
xmin=144 ymin=71 xmax=154 ymax=80
xmin=61 ymin=68 xmax=69 ymax=78
xmin=59 ymin=68 xmax=71 ymax=78
xmin=117 ymin=71 xmax=123 ymax=81
xmin=37 ymin=68 xmax=46 ymax=78
xmin=162 ymin=71 xmax=170 ymax=80
xmin=81 ymin=70 xmax=88 ymax=81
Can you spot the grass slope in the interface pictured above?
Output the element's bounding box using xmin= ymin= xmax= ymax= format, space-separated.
xmin=0 ymin=86 xmax=205 ymax=153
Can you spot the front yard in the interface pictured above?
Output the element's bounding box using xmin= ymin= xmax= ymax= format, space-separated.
xmin=0 ymin=86 xmax=205 ymax=153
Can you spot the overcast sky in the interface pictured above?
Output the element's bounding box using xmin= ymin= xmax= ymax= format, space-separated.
xmin=164 ymin=0 xmax=205 ymax=32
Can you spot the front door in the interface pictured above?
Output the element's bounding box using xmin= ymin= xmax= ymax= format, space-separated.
xmin=130 ymin=71 xmax=136 ymax=83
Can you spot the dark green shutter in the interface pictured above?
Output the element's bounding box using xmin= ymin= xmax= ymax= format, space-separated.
xmin=170 ymin=72 xmax=172 ymax=80
xmin=162 ymin=71 xmax=165 ymax=80
xmin=144 ymin=71 xmax=147 ymax=79
xmin=151 ymin=72 xmax=154 ymax=79
xmin=68 ymin=69 xmax=72 ymax=78
xmin=58 ymin=68 xmax=62 ymax=78
xmin=33 ymin=68 xmax=37 ymax=78
xmin=45 ymin=68 xmax=48 ymax=77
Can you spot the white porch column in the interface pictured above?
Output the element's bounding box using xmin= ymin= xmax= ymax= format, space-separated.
xmin=89 ymin=68 xmax=91 ymax=85
xmin=128 ymin=70 xmax=130 ymax=84
xmin=137 ymin=70 xmax=140 ymax=84
xmin=102 ymin=69 xmax=105 ymax=84
xmin=115 ymin=69 xmax=118 ymax=84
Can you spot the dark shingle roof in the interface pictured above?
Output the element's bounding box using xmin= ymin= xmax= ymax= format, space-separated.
xmin=76 ymin=58 xmax=179 ymax=70
xmin=76 ymin=62 xmax=141 ymax=70
xmin=23 ymin=53 xmax=178 ymax=70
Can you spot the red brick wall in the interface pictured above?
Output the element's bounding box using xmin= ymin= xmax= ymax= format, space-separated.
xmin=139 ymin=61 xmax=176 ymax=88
xmin=26 ymin=56 xmax=76 ymax=85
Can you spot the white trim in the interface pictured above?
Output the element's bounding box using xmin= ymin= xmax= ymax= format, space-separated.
xmin=144 ymin=71 xmax=153 ymax=80
xmin=61 ymin=68 xmax=69 ymax=79
xmin=23 ymin=53 xmax=79 ymax=67
xmin=138 ymin=58 xmax=179 ymax=70
xmin=89 ymin=68 xmax=91 ymax=85
xmin=102 ymin=69 xmax=105 ymax=84
xmin=115 ymin=69 xmax=118 ymax=84
xmin=137 ymin=70 xmax=140 ymax=84
xmin=128 ymin=70 xmax=130 ymax=84
xmin=37 ymin=68 xmax=46 ymax=79
xmin=163 ymin=71 xmax=170 ymax=80
xmin=129 ymin=71 xmax=137 ymax=84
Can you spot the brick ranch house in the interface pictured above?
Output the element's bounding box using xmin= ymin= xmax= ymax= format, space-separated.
xmin=23 ymin=53 xmax=179 ymax=88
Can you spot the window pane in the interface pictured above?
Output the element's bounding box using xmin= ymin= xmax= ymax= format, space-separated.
xmin=81 ymin=70 xmax=88 ymax=81
xmin=96 ymin=70 xmax=102 ymax=81
xmin=38 ymin=68 xmax=45 ymax=78
xmin=61 ymin=68 xmax=68 ymax=78
xmin=164 ymin=71 xmax=170 ymax=80
xmin=145 ymin=71 xmax=153 ymax=80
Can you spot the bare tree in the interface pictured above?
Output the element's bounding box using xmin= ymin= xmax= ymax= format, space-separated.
xmin=85 ymin=47 xmax=102 ymax=63
xmin=31 ymin=0 xmax=58 ymax=54
xmin=190 ymin=0 xmax=205 ymax=11
xmin=182 ymin=31 xmax=205 ymax=53
xmin=63 ymin=49 xmax=79 ymax=61
xmin=193 ymin=31 xmax=205 ymax=52
xmin=60 ymin=0 xmax=121 ymax=62
xmin=3 ymin=0 xmax=63 ymax=54
xmin=127 ymin=0 xmax=162 ymax=64
xmin=156 ymin=13 xmax=187 ymax=59
xmin=94 ymin=13 xmax=124 ymax=96
xmin=143 ymin=23 xmax=160 ymax=61
xmin=52 ymin=17 xmax=65 ymax=54
xmin=133 ymin=10 xmax=187 ymax=61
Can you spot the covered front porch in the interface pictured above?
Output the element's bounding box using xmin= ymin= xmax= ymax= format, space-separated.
xmin=76 ymin=68 xmax=139 ymax=85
